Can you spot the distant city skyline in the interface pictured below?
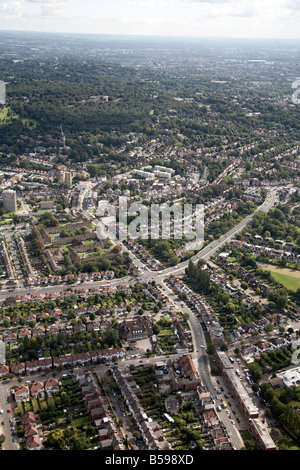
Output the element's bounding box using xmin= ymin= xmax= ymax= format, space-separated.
xmin=0 ymin=0 xmax=300 ymax=40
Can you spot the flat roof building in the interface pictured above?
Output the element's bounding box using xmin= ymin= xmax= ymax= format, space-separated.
xmin=216 ymin=351 xmax=277 ymax=450
xmin=3 ymin=189 xmax=17 ymax=213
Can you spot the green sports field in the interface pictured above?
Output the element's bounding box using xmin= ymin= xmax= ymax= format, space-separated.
xmin=264 ymin=265 xmax=300 ymax=292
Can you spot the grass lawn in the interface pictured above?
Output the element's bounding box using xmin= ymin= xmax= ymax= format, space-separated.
xmin=24 ymin=402 xmax=32 ymax=412
xmin=32 ymin=398 xmax=40 ymax=412
xmin=16 ymin=402 xmax=25 ymax=414
xmin=158 ymin=329 xmax=173 ymax=336
xmin=264 ymin=265 xmax=300 ymax=292
xmin=277 ymin=438 xmax=300 ymax=450
xmin=47 ymin=396 xmax=56 ymax=408
xmin=71 ymin=415 xmax=91 ymax=427
xmin=0 ymin=107 xmax=35 ymax=128
xmin=38 ymin=399 xmax=48 ymax=411
xmin=0 ymin=107 xmax=10 ymax=123
xmin=60 ymin=244 xmax=71 ymax=250
xmin=240 ymin=429 xmax=257 ymax=449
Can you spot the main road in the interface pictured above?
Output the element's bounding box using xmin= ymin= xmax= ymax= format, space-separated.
xmin=0 ymin=188 xmax=277 ymax=304
xmin=155 ymin=187 xmax=278 ymax=278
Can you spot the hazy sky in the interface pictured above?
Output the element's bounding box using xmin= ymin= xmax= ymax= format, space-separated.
xmin=0 ymin=0 xmax=300 ymax=39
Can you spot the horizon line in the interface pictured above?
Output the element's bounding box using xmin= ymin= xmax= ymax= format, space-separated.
xmin=0 ymin=28 xmax=300 ymax=42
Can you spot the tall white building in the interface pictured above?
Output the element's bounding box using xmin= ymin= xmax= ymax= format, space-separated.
xmin=0 ymin=81 xmax=6 ymax=105
xmin=3 ymin=189 xmax=17 ymax=212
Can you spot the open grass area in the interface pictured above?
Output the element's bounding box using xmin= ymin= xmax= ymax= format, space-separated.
xmin=239 ymin=429 xmax=257 ymax=450
xmin=264 ymin=265 xmax=300 ymax=292
xmin=0 ymin=107 xmax=20 ymax=125
xmin=71 ymin=415 xmax=91 ymax=427
xmin=82 ymin=240 xmax=93 ymax=245
xmin=158 ymin=329 xmax=173 ymax=336
xmin=0 ymin=107 xmax=10 ymax=123
xmin=277 ymin=438 xmax=300 ymax=450
xmin=0 ymin=107 xmax=36 ymax=128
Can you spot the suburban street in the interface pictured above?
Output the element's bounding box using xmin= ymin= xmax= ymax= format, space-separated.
xmin=0 ymin=187 xmax=278 ymax=303
xmin=0 ymin=188 xmax=279 ymax=450
xmin=0 ymin=379 xmax=19 ymax=450
xmin=158 ymin=278 xmax=245 ymax=449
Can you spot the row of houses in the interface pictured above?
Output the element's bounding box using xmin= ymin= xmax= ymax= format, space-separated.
xmin=244 ymin=330 xmax=299 ymax=363
xmin=198 ymin=385 xmax=233 ymax=450
xmin=16 ymin=235 xmax=36 ymax=278
xmin=1 ymin=318 xmax=114 ymax=343
xmin=4 ymin=283 xmax=131 ymax=306
xmin=167 ymin=275 xmax=224 ymax=346
xmin=27 ymin=270 xmax=115 ymax=287
xmin=201 ymin=407 xmax=233 ymax=450
xmin=1 ymin=297 xmax=145 ymax=330
xmin=13 ymin=378 xmax=60 ymax=403
xmin=75 ymin=370 xmax=125 ymax=450
xmin=229 ymin=240 xmax=300 ymax=264
xmin=142 ymin=283 xmax=164 ymax=303
xmin=172 ymin=317 xmax=191 ymax=355
xmin=112 ymin=366 xmax=172 ymax=450
xmin=243 ymin=232 xmax=298 ymax=253
xmin=0 ymin=305 xmax=109 ymax=325
xmin=1 ymin=348 xmax=126 ymax=377
xmin=209 ymin=269 xmax=251 ymax=304
xmin=0 ymin=239 xmax=15 ymax=280
xmin=216 ymin=254 xmax=271 ymax=298
xmin=21 ymin=412 xmax=43 ymax=451
xmin=126 ymin=238 xmax=164 ymax=271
